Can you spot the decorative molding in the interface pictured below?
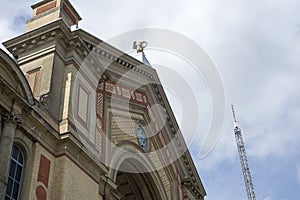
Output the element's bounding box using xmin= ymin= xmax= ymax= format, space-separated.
xmin=83 ymin=41 xmax=155 ymax=80
xmin=182 ymin=178 xmax=202 ymax=199
xmin=5 ymin=20 xmax=156 ymax=83
xmin=39 ymin=93 xmax=49 ymax=106
xmin=4 ymin=21 xmax=69 ymax=57
xmin=151 ymin=83 xmax=205 ymax=195
xmin=103 ymin=80 xmax=148 ymax=107
xmin=2 ymin=111 xmax=23 ymax=126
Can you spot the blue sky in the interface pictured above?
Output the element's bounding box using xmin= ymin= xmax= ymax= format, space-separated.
xmin=1 ymin=0 xmax=300 ymax=199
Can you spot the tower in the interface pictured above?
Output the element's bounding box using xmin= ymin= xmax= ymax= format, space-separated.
xmin=232 ymin=105 xmax=256 ymax=200
xmin=4 ymin=0 xmax=83 ymax=123
xmin=25 ymin=0 xmax=81 ymax=32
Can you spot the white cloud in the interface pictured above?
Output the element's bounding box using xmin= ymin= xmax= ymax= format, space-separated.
xmin=0 ymin=19 xmax=17 ymax=54
xmin=1 ymin=0 xmax=300 ymax=199
xmin=263 ymin=196 xmax=272 ymax=200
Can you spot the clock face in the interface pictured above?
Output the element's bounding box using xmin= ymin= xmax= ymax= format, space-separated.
xmin=136 ymin=125 xmax=147 ymax=150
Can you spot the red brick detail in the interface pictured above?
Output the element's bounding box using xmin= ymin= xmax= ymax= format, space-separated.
xmin=104 ymin=80 xmax=149 ymax=107
xmin=63 ymin=3 xmax=77 ymax=24
xmin=36 ymin=185 xmax=47 ymax=200
xmin=36 ymin=1 xmax=57 ymax=15
xmin=27 ymin=68 xmax=40 ymax=97
xmin=96 ymin=88 xmax=105 ymax=161
xmin=37 ymin=155 xmax=51 ymax=188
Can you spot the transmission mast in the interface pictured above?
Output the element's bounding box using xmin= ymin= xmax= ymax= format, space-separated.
xmin=231 ymin=105 xmax=256 ymax=200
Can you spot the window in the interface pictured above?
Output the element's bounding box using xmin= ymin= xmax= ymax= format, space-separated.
xmin=5 ymin=145 xmax=24 ymax=200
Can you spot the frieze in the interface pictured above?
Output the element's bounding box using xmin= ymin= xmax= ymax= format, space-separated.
xmin=102 ymin=81 xmax=148 ymax=107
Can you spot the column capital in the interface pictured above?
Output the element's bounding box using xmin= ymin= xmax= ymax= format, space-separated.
xmin=2 ymin=111 xmax=23 ymax=126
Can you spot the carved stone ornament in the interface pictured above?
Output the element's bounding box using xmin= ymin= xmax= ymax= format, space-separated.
xmin=2 ymin=111 xmax=23 ymax=126
xmin=39 ymin=93 xmax=49 ymax=106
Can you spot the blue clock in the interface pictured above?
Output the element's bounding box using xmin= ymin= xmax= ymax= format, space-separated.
xmin=136 ymin=125 xmax=147 ymax=150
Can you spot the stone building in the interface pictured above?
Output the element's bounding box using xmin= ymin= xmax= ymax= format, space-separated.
xmin=0 ymin=0 xmax=206 ymax=199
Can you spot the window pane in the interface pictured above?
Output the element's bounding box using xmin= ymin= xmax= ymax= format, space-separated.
xmin=6 ymin=178 xmax=13 ymax=196
xmin=17 ymin=152 xmax=23 ymax=165
xmin=9 ymin=161 xmax=16 ymax=178
xmin=12 ymin=182 xmax=20 ymax=199
xmin=12 ymin=146 xmax=18 ymax=160
xmin=15 ymin=165 xmax=22 ymax=182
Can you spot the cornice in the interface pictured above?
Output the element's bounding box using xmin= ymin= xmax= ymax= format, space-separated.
xmin=182 ymin=177 xmax=205 ymax=199
xmin=3 ymin=19 xmax=158 ymax=84
xmin=3 ymin=20 xmax=69 ymax=56
xmin=182 ymin=152 xmax=207 ymax=197
xmin=79 ymin=40 xmax=156 ymax=81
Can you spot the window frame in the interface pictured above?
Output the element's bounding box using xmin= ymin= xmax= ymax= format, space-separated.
xmin=5 ymin=145 xmax=25 ymax=200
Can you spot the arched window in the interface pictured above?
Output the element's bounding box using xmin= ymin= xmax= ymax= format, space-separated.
xmin=5 ymin=145 xmax=24 ymax=200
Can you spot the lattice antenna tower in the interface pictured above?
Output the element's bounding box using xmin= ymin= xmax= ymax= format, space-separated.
xmin=231 ymin=105 xmax=256 ymax=200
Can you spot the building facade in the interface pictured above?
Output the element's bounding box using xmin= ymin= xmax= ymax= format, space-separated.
xmin=0 ymin=0 xmax=206 ymax=199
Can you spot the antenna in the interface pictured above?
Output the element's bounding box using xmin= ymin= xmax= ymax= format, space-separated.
xmin=231 ymin=104 xmax=237 ymax=122
xmin=232 ymin=105 xmax=256 ymax=200
xmin=231 ymin=105 xmax=239 ymax=128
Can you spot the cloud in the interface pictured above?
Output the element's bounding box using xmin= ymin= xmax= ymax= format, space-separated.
xmin=263 ymin=196 xmax=272 ymax=200
xmin=0 ymin=0 xmax=34 ymax=53
xmin=1 ymin=0 xmax=300 ymax=199
xmin=0 ymin=19 xmax=17 ymax=54
xmin=192 ymin=0 xmax=300 ymax=162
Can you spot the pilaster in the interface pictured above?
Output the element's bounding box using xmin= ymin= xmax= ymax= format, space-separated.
xmin=0 ymin=111 xmax=22 ymax=199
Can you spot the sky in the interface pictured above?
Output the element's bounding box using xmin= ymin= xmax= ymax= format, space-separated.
xmin=1 ymin=0 xmax=300 ymax=199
